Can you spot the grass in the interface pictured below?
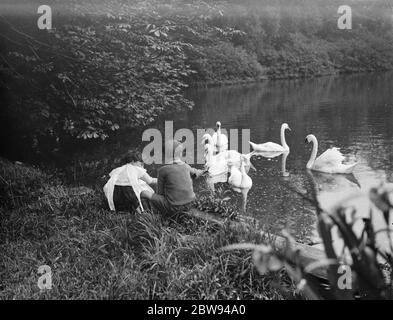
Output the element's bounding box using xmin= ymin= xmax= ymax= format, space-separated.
xmin=3 ymin=157 xmax=392 ymax=299
xmin=0 ymin=158 xmax=297 ymax=299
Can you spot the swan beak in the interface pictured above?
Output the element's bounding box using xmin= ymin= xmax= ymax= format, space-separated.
xmin=288 ymin=127 xmax=291 ymax=131
xmin=304 ymin=138 xmax=308 ymax=144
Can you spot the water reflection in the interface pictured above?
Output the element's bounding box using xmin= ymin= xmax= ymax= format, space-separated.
xmin=184 ymin=72 xmax=393 ymax=241
xmin=307 ymin=170 xmax=361 ymax=195
xmin=307 ymin=170 xmax=393 ymax=261
xmin=282 ymin=152 xmax=289 ymax=177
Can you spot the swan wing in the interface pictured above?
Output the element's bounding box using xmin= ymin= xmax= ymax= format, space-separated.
xmin=218 ymin=133 xmax=228 ymax=145
xmin=254 ymin=151 xmax=283 ymax=159
xmin=212 ymin=132 xmax=218 ymax=144
xmin=228 ymin=169 xmax=242 ymax=187
xmin=206 ymin=151 xmax=230 ymax=176
xmin=315 ymin=147 xmax=345 ymax=166
xmin=250 ymin=141 xmax=284 ymax=152
xmin=202 ymin=133 xmax=213 ymax=146
xmin=207 ymin=159 xmax=227 ymax=176
xmin=214 ymin=132 xmax=228 ymax=153
xmin=240 ymin=175 xmax=253 ymax=189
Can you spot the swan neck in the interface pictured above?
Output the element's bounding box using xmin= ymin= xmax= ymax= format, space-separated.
xmin=307 ymin=137 xmax=318 ymax=169
xmin=281 ymin=126 xmax=288 ymax=149
xmin=240 ymin=161 xmax=246 ymax=174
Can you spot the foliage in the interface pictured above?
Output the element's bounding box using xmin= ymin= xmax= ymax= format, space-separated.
xmin=213 ymin=0 xmax=393 ymax=79
xmin=0 ymin=158 xmax=295 ymax=299
xmin=189 ymin=42 xmax=266 ymax=83
xmin=1 ymin=0 xmax=393 ymax=158
xmin=194 ymin=184 xmax=237 ymax=219
xmin=0 ymin=7 xmax=196 ymax=153
xmin=224 ymin=178 xmax=393 ymax=299
xmin=0 ymin=158 xmax=58 ymax=209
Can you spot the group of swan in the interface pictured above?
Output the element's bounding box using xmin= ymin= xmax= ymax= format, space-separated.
xmin=202 ymin=124 xmax=254 ymax=213
xmin=249 ymin=123 xmax=357 ymax=174
xmin=202 ymin=121 xmax=358 ymax=213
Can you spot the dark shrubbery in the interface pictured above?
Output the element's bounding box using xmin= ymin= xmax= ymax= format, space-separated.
xmin=190 ymin=42 xmax=266 ymax=83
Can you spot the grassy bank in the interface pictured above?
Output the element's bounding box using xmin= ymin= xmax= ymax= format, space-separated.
xmin=0 ymin=158 xmax=297 ymax=299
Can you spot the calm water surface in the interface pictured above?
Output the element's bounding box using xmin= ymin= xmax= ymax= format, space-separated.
xmin=173 ymin=72 xmax=393 ymax=242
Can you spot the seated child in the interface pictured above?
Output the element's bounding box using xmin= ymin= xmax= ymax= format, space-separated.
xmin=141 ymin=140 xmax=205 ymax=216
xmin=103 ymin=150 xmax=157 ymax=213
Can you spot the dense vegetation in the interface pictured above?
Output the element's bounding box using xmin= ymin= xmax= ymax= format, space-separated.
xmin=0 ymin=158 xmax=295 ymax=299
xmin=1 ymin=0 xmax=393 ymax=159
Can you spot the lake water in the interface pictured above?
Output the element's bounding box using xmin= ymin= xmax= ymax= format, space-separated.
xmin=175 ymin=72 xmax=393 ymax=243
xmin=47 ymin=72 xmax=393 ymax=244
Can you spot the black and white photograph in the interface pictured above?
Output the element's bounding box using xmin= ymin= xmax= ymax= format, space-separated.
xmin=1 ymin=0 xmax=393 ymax=305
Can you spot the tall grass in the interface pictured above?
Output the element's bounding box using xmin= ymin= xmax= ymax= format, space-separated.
xmin=0 ymin=158 xmax=296 ymax=299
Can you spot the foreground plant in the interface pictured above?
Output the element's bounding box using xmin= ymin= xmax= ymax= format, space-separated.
xmin=222 ymin=182 xmax=393 ymax=300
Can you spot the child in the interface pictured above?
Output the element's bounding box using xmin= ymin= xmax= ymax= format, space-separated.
xmin=103 ymin=151 xmax=157 ymax=213
xmin=141 ymin=140 xmax=205 ymax=216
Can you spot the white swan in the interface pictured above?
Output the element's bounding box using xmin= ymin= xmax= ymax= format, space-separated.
xmin=305 ymin=134 xmax=357 ymax=174
xmin=249 ymin=123 xmax=290 ymax=153
xmin=228 ymin=160 xmax=242 ymax=192
xmin=202 ymin=134 xmax=255 ymax=174
xmin=228 ymin=155 xmax=253 ymax=213
xmin=211 ymin=121 xmax=229 ymax=153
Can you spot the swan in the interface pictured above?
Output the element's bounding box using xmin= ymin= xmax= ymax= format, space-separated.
xmin=228 ymin=160 xmax=242 ymax=192
xmin=202 ymin=136 xmax=255 ymax=191
xmin=211 ymin=121 xmax=229 ymax=153
xmin=202 ymin=134 xmax=255 ymax=174
xmin=305 ymin=134 xmax=357 ymax=174
xmin=228 ymin=155 xmax=253 ymax=213
xmin=249 ymin=123 xmax=290 ymax=153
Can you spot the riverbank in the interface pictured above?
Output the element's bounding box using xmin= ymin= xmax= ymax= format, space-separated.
xmin=188 ymin=68 xmax=393 ymax=89
xmin=2 ymin=0 xmax=393 ymax=160
xmin=0 ymin=158 xmax=297 ymax=299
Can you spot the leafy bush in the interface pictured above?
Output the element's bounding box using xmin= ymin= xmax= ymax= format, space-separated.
xmin=189 ymin=42 xmax=266 ymax=82
xmin=0 ymin=158 xmax=56 ymax=209
xmin=0 ymin=12 xmax=194 ymax=151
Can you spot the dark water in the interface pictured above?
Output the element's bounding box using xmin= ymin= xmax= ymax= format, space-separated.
xmin=178 ymin=72 xmax=393 ymax=242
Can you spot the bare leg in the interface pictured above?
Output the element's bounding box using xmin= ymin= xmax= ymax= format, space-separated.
xmin=140 ymin=190 xmax=154 ymax=200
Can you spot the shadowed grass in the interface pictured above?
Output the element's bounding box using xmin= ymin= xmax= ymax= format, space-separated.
xmin=0 ymin=158 xmax=297 ymax=299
